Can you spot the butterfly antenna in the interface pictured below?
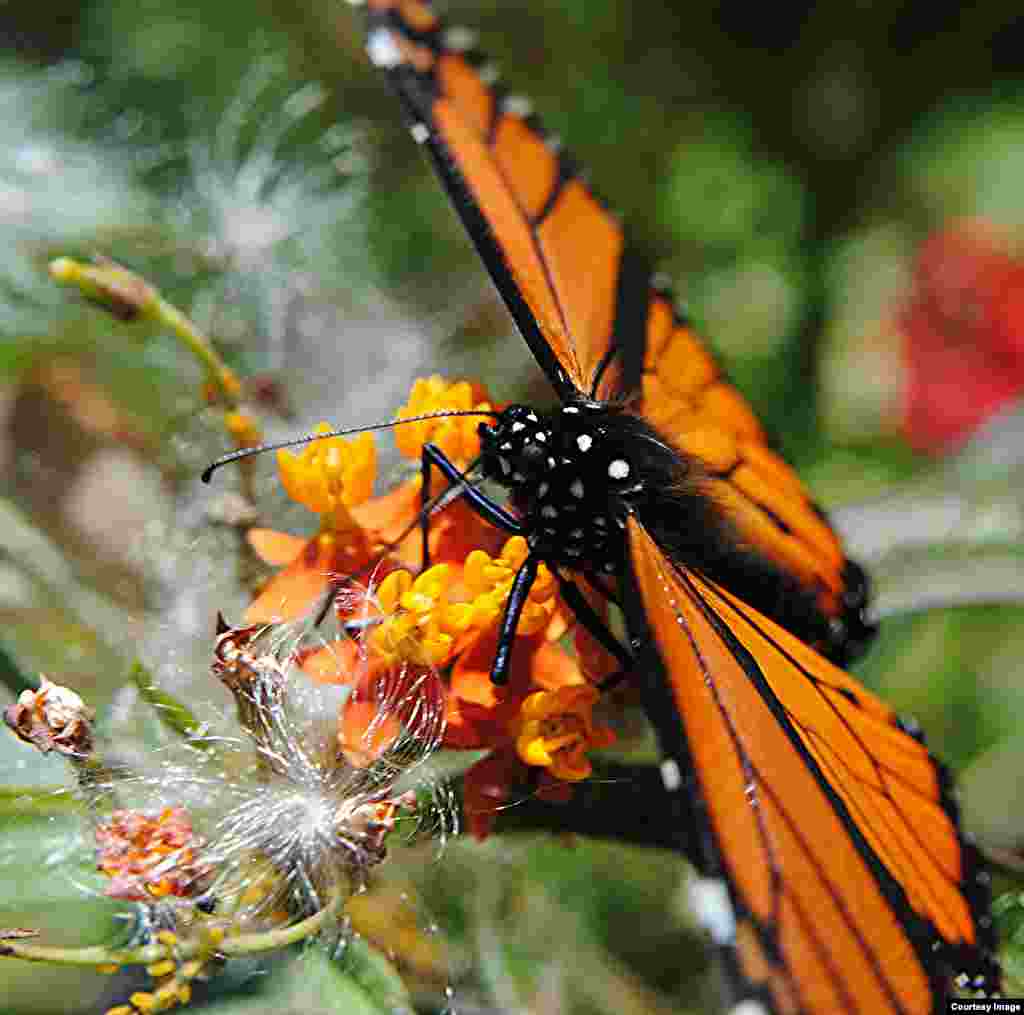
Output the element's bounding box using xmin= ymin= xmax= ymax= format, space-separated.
xmin=201 ymin=410 xmax=499 ymax=483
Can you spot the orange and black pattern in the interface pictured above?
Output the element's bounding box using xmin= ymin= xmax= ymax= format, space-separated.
xmin=626 ymin=520 xmax=998 ymax=1014
xmin=359 ymin=0 xmax=868 ymax=655
xmin=353 ymin=3 xmax=1001 ymax=1011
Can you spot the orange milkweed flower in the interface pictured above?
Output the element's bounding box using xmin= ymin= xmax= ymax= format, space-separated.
xmin=393 ymin=375 xmax=492 ymax=464
xmin=460 ymin=536 xmax=558 ymax=636
xmin=370 ymin=565 xmax=471 ymax=668
xmin=246 ymin=424 xmax=380 ymax=622
xmin=512 ymin=684 xmax=616 ymax=783
xmin=443 ymin=627 xmax=599 ymax=838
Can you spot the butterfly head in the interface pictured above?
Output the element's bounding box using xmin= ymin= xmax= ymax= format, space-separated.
xmin=477 ymin=404 xmax=555 ymax=490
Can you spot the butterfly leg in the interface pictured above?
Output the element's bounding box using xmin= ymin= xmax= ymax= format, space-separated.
xmin=419 ymin=442 xmax=522 ymax=567
xmin=555 ymin=575 xmax=633 ymax=676
xmin=491 ymin=552 xmax=540 ymax=685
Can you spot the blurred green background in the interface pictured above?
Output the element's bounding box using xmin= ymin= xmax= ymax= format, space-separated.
xmin=2 ymin=0 xmax=1023 ymax=1012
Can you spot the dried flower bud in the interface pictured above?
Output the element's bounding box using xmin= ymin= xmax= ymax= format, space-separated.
xmin=211 ymin=616 xmax=290 ymax=756
xmin=4 ymin=676 xmax=95 ymax=757
xmin=343 ymin=790 xmax=417 ymax=864
xmin=95 ymin=806 xmax=211 ymax=902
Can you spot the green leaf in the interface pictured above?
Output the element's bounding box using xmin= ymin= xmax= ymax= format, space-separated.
xmin=129 ymin=659 xmax=203 ymax=740
xmin=193 ymin=943 xmax=412 ymax=1015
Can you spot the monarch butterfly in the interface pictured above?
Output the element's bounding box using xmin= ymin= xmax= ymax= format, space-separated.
xmin=351 ymin=1 xmax=1000 ymax=1011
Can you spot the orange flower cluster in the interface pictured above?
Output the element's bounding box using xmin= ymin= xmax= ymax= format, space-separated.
xmin=246 ymin=376 xmax=617 ymax=837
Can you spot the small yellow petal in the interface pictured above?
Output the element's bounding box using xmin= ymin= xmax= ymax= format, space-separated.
xmin=378 ymin=570 xmax=412 ymax=612
xmin=518 ymin=734 xmax=553 ymax=767
xmin=462 ymin=550 xmax=491 ymax=594
xmin=501 ymin=536 xmax=529 ymax=569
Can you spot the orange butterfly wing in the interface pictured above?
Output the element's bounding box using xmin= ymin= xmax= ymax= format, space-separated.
xmin=359 ymin=0 xmax=863 ymax=646
xmin=625 ymin=518 xmax=997 ymax=1013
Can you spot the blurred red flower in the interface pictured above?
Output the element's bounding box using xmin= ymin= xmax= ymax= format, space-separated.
xmin=901 ymin=219 xmax=1024 ymax=454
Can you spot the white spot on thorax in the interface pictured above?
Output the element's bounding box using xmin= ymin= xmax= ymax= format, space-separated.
xmin=608 ymin=459 xmax=630 ymax=480
xmin=569 ymin=479 xmax=585 ymax=498
xmin=660 ymin=758 xmax=682 ymax=791
xmin=576 ymin=433 xmax=593 ymax=452
xmin=367 ymin=28 xmax=403 ymax=68
xmin=688 ymin=877 xmax=735 ymax=945
xmin=410 ymin=123 xmax=430 ymax=144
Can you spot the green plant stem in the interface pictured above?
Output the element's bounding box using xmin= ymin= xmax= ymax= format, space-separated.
xmin=0 ymin=892 xmax=344 ymax=967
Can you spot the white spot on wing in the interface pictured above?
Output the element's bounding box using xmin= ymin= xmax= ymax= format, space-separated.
xmin=503 ymin=94 xmax=533 ymax=118
xmin=410 ymin=123 xmax=430 ymax=144
xmin=478 ymin=63 xmax=500 ymax=85
xmin=660 ymin=758 xmax=682 ymax=791
xmin=511 ymin=421 xmax=526 ymax=432
xmin=443 ymin=26 xmax=476 ymax=52
xmin=730 ymin=1002 xmax=770 ymax=1015
xmin=367 ymin=28 xmax=403 ymax=69
xmin=569 ymin=479 xmax=585 ymax=499
xmin=608 ymin=459 xmax=630 ymax=480
xmin=689 ymin=877 xmax=735 ymax=946
xmin=563 ymin=405 xmax=580 ymax=414
xmin=576 ymin=434 xmax=593 ymax=452
xmin=541 ymin=506 xmax=558 ymax=519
